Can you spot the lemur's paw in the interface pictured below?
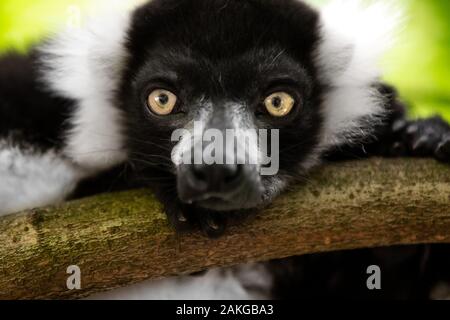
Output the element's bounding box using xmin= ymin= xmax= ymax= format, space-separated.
xmin=164 ymin=202 xmax=227 ymax=238
xmin=196 ymin=211 xmax=228 ymax=238
xmin=163 ymin=201 xmax=193 ymax=233
xmin=392 ymin=117 xmax=450 ymax=162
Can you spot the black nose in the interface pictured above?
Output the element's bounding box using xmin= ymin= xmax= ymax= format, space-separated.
xmin=192 ymin=163 xmax=243 ymax=190
xmin=178 ymin=164 xmax=244 ymax=202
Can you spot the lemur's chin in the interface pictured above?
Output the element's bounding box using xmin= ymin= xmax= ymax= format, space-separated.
xmin=193 ymin=197 xmax=260 ymax=212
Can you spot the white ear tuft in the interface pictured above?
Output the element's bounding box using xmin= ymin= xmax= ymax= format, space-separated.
xmin=315 ymin=0 xmax=403 ymax=149
xmin=38 ymin=7 xmax=133 ymax=172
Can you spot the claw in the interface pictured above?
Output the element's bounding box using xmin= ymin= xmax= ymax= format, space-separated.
xmin=200 ymin=213 xmax=227 ymax=238
xmin=412 ymin=135 xmax=431 ymax=155
xmin=177 ymin=211 xmax=188 ymax=223
xmin=389 ymin=141 xmax=406 ymax=156
xmin=206 ymin=217 xmax=220 ymax=230
xmin=406 ymin=124 xmax=419 ymax=137
xmin=435 ymin=135 xmax=450 ymax=162
xmin=392 ymin=120 xmax=407 ymax=133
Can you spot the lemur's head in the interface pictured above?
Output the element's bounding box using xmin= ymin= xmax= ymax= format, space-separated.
xmin=121 ymin=0 xmax=322 ymax=211
xmin=41 ymin=0 xmax=398 ymax=211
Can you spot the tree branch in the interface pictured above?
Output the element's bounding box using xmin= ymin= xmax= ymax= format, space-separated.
xmin=0 ymin=159 xmax=449 ymax=299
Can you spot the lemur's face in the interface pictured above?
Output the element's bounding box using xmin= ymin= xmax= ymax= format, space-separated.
xmin=119 ymin=0 xmax=322 ymax=211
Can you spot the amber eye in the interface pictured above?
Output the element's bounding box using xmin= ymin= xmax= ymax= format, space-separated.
xmin=264 ymin=92 xmax=295 ymax=117
xmin=147 ymin=89 xmax=178 ymax=115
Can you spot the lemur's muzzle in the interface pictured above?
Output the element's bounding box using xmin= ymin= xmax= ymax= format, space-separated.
xmin=178 ymin=163 xmax=243 ymax=201
xmin=173 ymin=104 xmax=265 ymax=211
xmin=177 ymin=160 xmax=262 ymax=211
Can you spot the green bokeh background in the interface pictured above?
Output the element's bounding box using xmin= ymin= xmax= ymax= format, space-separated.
xmin=0 ymin=0 xmax=449 ymax=120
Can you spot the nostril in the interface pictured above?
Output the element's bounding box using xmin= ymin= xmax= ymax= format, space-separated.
xmin=224 ymin=164 xmax=243 ymax=184
xmin=192 ymin=164 xmax=208 ymax=183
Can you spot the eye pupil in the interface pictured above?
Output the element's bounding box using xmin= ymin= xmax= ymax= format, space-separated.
xmin=148 ymin=89 xmax=177 ymax=115
xmin=271 ymin=96 xmax=282 ymax=108
xmin=157 ymin=94 xmax=169 ymax=106
xmin=264 ymin=92 xmax=296 ymax=117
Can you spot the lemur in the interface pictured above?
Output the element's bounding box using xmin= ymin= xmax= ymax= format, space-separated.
xmin=1 ymin=0 xmax=449 ymax=299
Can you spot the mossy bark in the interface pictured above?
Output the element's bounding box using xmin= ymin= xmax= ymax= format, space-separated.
xmin=0 ymin=159 xmax=449 ymax=299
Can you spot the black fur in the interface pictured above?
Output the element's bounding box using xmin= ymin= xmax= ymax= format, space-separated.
xmin=0 ymin=52 xmax=74 ymax=151
xmin=269 ymin=244 xmax=450 ymax=300
xmin=269 ymin=245 xmax=430 ymax=299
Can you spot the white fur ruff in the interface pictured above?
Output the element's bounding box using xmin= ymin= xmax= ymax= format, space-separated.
xmin=89 ymin=264 xmax=273 ymax=300
xmin=0 ymin=142 xmax=82 ymax=216
xmin=38 ymin=8 xmax=133 ymax=172
xmin=315 ymin=0 xmax=402 ymax=149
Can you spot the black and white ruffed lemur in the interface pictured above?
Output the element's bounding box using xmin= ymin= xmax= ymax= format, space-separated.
xmin=1 ymin=0 xmax=449 ymax=299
